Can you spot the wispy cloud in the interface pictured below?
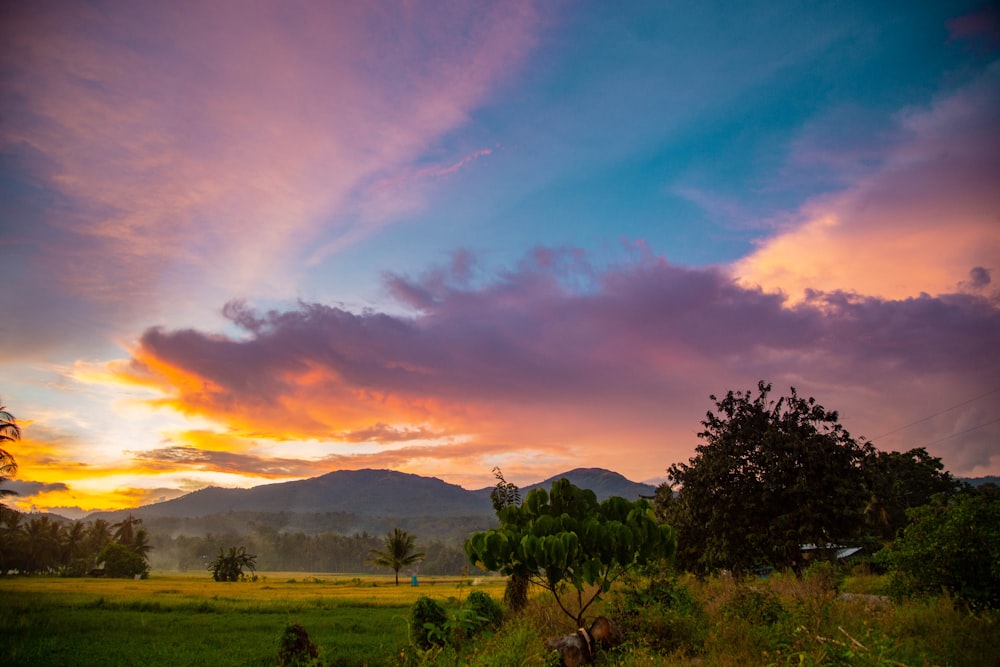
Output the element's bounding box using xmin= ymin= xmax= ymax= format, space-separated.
xmin=0 ymin=1 xmax=540 ymax=361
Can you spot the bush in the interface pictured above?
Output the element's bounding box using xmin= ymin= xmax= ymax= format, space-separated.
xmin=608 ymin=571 xmax=708 ymax=654
xmin=721 ymin=585 xmax=784 ymax=625
xmin=879 ymin=492 xmax=1000 ymax=610
xmin=97 ymin=543 xmax=149 ymax=578
xmin=464 ymin=590 xmax=503 ymax=633
xmin=410 ymin=596 xmax=449 ymax=649
xmin=276 ymin=623 xmax=320 ymax=667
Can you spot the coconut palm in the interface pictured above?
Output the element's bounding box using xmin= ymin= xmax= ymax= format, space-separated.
xmin=367 ymin=528 xmax=425 ymax=585
xmin=0 ymin=402 xmax=20 ymax=492
xmin=112 ymin=514 xmax=142 ymax=547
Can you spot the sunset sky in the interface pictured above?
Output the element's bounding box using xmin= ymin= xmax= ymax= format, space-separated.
xmin=2 ymin=1 xmax=998 ymax=518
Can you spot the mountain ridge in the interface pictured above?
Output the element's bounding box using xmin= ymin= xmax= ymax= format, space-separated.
xmin=86 ymin=467 xmax=657 ymax=523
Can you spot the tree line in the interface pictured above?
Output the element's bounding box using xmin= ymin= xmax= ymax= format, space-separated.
xmin=0 ymin=510 xmax=152 ymax=577
xmin=147 ymin=526 xmax=468 ymax=575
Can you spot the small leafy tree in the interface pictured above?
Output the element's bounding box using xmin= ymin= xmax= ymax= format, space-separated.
xmin=664 ymin=382 xmax=872 ymax=576
xmin=367 ymin=528 xmax=425 ymax=585
xmin=466 ymin=478 xmax=675 ymax=627
xmin=209 ymin=545 xmax=257 ymax=582
xmin=880 ymin=491 xmax=1000 ymax=610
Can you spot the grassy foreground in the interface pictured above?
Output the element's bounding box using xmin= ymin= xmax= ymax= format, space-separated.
xmin=0 ymin=572 xmax=505 ymax=666
xmin=2 ymin=569 xmax=998 ymax=666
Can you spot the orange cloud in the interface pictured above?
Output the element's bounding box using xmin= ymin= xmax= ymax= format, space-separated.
xmin=734 ymin=64 xmax=1000 ymax=303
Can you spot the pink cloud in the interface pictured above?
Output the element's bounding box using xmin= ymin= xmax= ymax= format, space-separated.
xmin=0 ymin=1 xmax=540 ymax=360
xmin=735 ymin=63 xmax=1000 ymax=303
xmin=109 ymin=249 xmax=1000 ymax=483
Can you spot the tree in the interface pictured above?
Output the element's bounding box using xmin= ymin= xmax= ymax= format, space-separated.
xmin=864 ymin=447 xmax=963 ymax=542
xmin=0 ymin=401 xmax=20 ymax=506
xmin=489 ymin=467 xmax=528 ymax=611
xmin=466 ymin=478 xmax=675 ymax=627
xmin=209 ymin=545 xmax=258 ymax=582
xmin=880 ymin=491 xmax=1000 ymax=610
xmin=490 ymin=466 xmax=521 ymax=514
xmin=367 ymin=528 xmax=425 ymax=585
xmin=98 ymin=542 xmax=149 ymax=578
xmin=663 ymin=382 xmax=873 ymax=576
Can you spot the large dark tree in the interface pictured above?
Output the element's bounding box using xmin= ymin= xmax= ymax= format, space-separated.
xmin=863 ymin=447 xmax=963 ymax=542
xmin=664 ymin=382 xmax=873 ymax=576
xmin=367 ymin=528 xmax=425 ymax=585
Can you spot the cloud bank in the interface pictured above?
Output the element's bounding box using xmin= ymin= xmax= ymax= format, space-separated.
xmin=104 ymin=249 xmax=1000 ymax=485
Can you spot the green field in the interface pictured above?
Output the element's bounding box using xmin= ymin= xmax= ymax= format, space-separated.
xmin=0 ymin=572 xmax=506 ymax=666
xmin=4 ymin=570 xmax=1000 ymax=666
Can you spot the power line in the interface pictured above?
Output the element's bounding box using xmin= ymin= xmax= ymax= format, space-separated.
xmin=870 ymin=386 xmax=1000 ymax=441
xmin=912 ymin=415 xmax=1000 ymax=450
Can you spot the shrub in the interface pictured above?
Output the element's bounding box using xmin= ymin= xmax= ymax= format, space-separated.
xmin=97 ymin=543 xmax=149 ymax=578
xmin=464 ymin=590 xmax=503 ymax=633
xmin=721 ymin=585 xmax=784 ymax=625
xmin=410 ymin=595 xmax=449 ymax=649
xmin=276 ymin=623 xmax=320 ymax=667
xmin=608 ymin=570 xmax=708 ymax=654
xmin=879 ymin=492 xmax=1000 ymax=610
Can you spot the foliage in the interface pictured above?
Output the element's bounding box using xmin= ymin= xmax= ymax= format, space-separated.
xmin=368 ymin=528 xmax=426 ymax=586
xmin=879 ymin=490 xmax=1000 ymax=609
xmin=97 ymin=542 xmax=149 ymax=578
xmin=607 ymin=565 xmax=708 ymax=655
xmin=488 ymin=467 xmax=528 ymax=612
xmin=466 ymin=477 xmax=675 ymax=626
xmin=464 ymin=590 xmax=503 ymax=632
xmin=489 ymin=466 xmax=521 ymax=515
xmin=276 ymin=623 xmax=321 ymax=667
xmin=208 ymin=545 xmax=258 ymax=582
xmin=0 ymin=401 xmax=20 ymax=504
xmin=863 ymin=447 xmax=963 ymax=542
xmin=410 ymin=595 xmax=449 ymax=649
xmin=664 ymin=381 xmax=873 ymax=576
xmin=2 ymin=573 xmax=999 ymax=667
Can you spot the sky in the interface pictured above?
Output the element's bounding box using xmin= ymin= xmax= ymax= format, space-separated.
xmin=1 ymin=1 xmax=998 ymax=518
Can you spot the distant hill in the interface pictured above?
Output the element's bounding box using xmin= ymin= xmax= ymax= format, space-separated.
xmin=87 ymin=467 xmax=656 ymax=532
xmin=961 ymin=476 xmax=999 ymax=488
xmin=522 ymin=468 xmax=657 ymax=501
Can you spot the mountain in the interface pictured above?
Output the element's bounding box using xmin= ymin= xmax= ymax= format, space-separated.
xmin=88 ymin=467 xmax=656 ymax=525
xmin=522 ymin=468 xmax=657 ymax=501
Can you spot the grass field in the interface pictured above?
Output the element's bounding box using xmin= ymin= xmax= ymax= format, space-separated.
xmin=4 ymin=569 xmax=999 ymax=666
xmin=0 ymin=571 xmax=507 ymax=666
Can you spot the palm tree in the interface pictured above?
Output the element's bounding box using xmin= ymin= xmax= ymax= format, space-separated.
xmin=87 ymin=519 xmax=113 ymax=560
xmin=367 ymin=528 xmax=425 ymax=585
xmin=112 ymin=514 xmax=142 ymax=547
xmin=0 ymin=402 xmax=20 ymax=501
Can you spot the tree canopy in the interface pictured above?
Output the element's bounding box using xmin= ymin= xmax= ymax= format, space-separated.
xmin=466 ymin=478 xmax=675 ymax=626
xmin=863 ymin=447 xmax=963 ymax=541
xmin=663 ymin=382 xmax=873 ymax=576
